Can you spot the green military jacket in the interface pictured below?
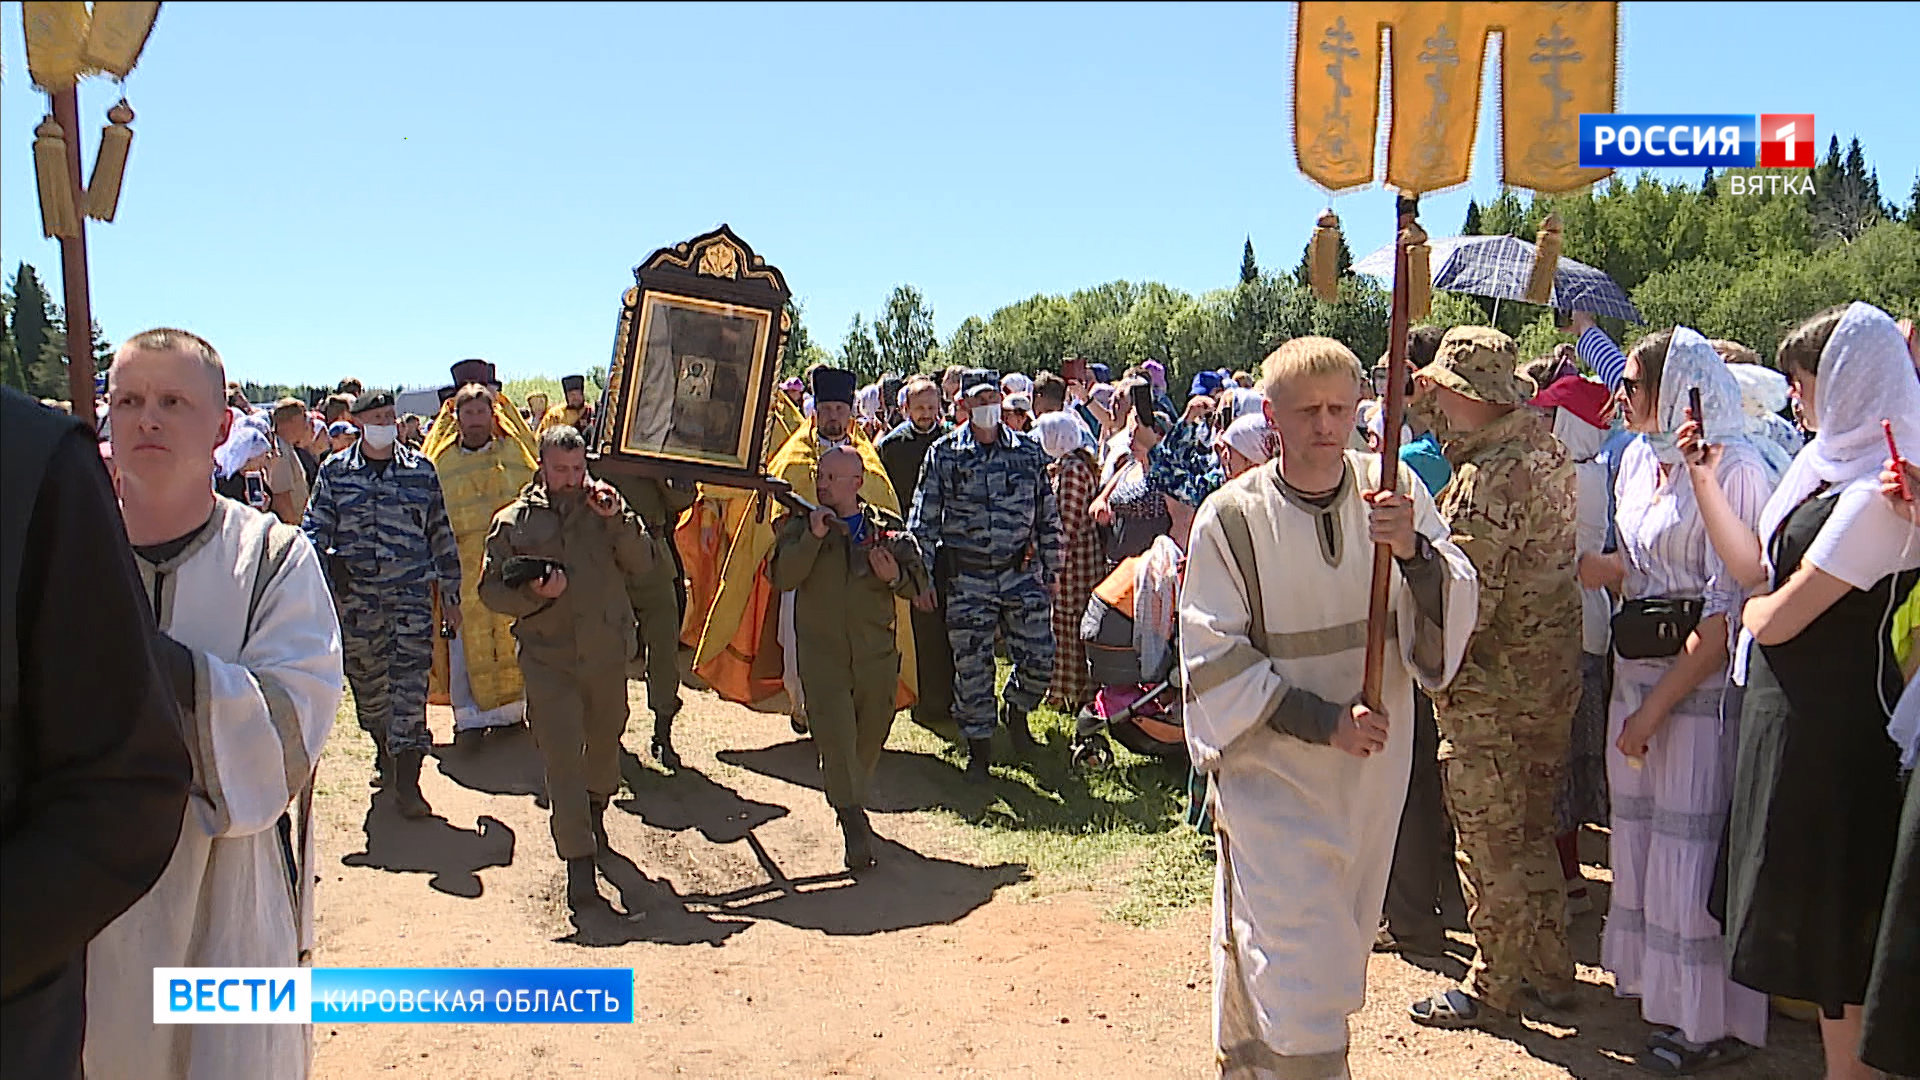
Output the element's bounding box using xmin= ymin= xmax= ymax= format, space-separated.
xmin=1430 ymin=407 xmax=1583 ymax=747
xmin=479 ymin=480 xmax=656 ymax=671
xmin=599 ymin=471 xmax=696 ymax=584
xmin=770 ymin=502 xmax=929 ymax=674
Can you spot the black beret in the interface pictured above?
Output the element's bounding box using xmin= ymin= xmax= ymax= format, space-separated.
xmin=350 ymin=390 xmax=394 ymax=414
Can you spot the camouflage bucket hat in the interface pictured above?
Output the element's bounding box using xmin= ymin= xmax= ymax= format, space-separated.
xmin=1414 ymin=326 xmax=1530 ymax=406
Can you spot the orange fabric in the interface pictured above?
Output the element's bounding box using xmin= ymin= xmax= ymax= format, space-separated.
xmin=1093 ymin=556 xmax=1142 ymax=620
xmin=1294 ymin=2 xmax=1616 ymax=194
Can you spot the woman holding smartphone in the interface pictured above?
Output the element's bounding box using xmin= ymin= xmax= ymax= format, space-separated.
xmin=1684 ymin=302 xmax=1920 ymax=1080
xmin=1580 ymin=327 xmax=1774 ymax=1072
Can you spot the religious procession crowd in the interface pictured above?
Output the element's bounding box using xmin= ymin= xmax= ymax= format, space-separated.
xmin=2 ymin=298 xmax=1918 ymax=1080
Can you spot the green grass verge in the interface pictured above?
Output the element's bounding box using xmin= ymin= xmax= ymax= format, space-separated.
xmin=887 ymin=686 xmax=1215 ymax=928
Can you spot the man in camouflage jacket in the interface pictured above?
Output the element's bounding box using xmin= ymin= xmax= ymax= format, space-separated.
xmin=1406 ymin=327 xmax=1583 ymax=1028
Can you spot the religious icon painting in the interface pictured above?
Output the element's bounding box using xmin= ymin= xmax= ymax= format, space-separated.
xmin=599 ymin=225 xmax=792 ymax=485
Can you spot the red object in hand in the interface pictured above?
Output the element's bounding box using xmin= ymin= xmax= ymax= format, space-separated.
xmin=1887 ymin=419 xmax=1912 ymax=501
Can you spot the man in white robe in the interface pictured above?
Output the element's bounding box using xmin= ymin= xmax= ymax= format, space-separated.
xmin=86 ymin=329 xmax=343 ymax=1080
xmin=1181 ymin=337 xmax=1476 ymax=1079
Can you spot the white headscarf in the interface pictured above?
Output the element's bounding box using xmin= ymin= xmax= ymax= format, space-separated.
xmin=1033 ymin=411 xmax=1084 ymax=460
xmin=1000 ymin=371 xmax=1033 ymax=396
xmin=1222 ymin=413 xmax=1274 ymax=465
xmin=1648 ymin=326 xmax=1745 ymax=466
xmin=1231 ymin=387 xmax=1265 ymax=419
xmin=855 ymin=384 xmax=882 ymax=421
xmin=214 ymin=409 xmax=273 ymax=480
xmin=1726 ymin=362 xmax=1802 ymax=479
xmin=1758 ymin=302 xmax=1920 ymax=550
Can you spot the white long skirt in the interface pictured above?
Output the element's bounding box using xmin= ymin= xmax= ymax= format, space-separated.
xmin=1602 ymin=656 xmax=1767 ymax=1046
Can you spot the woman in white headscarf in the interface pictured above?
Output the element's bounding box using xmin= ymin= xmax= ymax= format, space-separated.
xmin=1034 ymin=411 xmax=1103 ymax=712
xmin=1683 ymin=302 xmax=1920 ymax=1080
xmin=1717 ymin=356 xmax=1802 ymax=481
xmin=1215 ymin=413 xmax=1274 ymax=480
xmin=1577 ymin=326 xmax=1775 ymax=1069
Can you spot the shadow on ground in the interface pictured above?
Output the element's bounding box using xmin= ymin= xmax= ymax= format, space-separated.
xmin=595 ymin=754 xmax=1029 ymax=941
xmin=719 ymin=727 xmax=1192 ymax=839
xmin=432 ymin=723 xmax=546 ymax=798
xmin=341 ymin=791 xmax=515 ymax=898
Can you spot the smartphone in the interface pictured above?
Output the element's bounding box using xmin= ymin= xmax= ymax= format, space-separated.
xmin=243 ymin=472 xmax=269 ymax=511
xmin=1687 ymin=387 xmax=1703 ymax=426
xmin=1888 ymin=419 xmax=1912 ymax=501
xmin=1129 ymin=382 xmax=1156 ymax=421
xmin=1064 ymin=356 xmax=1090 ymax=384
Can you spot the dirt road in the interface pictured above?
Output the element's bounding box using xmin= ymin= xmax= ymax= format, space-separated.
xmin=311 ymin=688 xmax=1823 ymax=1079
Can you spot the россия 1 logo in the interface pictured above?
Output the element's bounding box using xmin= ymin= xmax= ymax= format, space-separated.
xmin=1580 ymin=114 xmax=1814 ymax=170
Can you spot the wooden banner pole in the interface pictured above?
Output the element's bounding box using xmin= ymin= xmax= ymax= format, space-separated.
xmin=50 ymin=86 xmax=97 ymax=435
xmin=1361 ymin=193 xmax=1419 ymax=711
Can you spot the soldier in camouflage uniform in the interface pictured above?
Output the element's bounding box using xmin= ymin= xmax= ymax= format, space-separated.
xmin=1400 ymin=327 xmax=1584 ymax=1028
xmin=303 ymin=390 xmax=462 ymax=818
xmin=909 ymin=369 xmax=1061 ymax=783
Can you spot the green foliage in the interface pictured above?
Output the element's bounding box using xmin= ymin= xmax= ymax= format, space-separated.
xmin=872 ymin=284 xmax=938 ymax=375
xmin=1239 ymin=238 xmax=1259 ymax=284
xmin=1462 ymin=198 xmax=1483 ymax=235
xmin=838 ymin=313 xmax=882 ymax=383
xmin=7 ymin=264 xmax=55 ymax=398
xmin=778 ymin=299 xmax=828 ymax=377
xmin=0 ymin=291 xmax=21 ymax=392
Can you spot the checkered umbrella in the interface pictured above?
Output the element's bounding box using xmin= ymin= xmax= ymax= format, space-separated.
xmin=1351 ymin=234 xmax=1643 ymax=322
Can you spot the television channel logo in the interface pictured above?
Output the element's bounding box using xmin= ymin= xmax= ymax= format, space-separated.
xmin=1579 ymin=114 xmax=1814 ymax=169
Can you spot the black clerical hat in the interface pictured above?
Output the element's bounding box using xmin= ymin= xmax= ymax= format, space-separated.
xmin=812 ymin=367 xmax=856 ymax=405
xmin=449 ymin=358 xmax=495 ymax=387
xmin=561 ymin=374 xmax=586 ymax=392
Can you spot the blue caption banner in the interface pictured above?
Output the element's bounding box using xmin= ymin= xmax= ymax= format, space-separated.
xmin=310 ymin=968 xmax=633 ymax=1024
xmin=1580 ymin=114 xmax=1756 ymax=168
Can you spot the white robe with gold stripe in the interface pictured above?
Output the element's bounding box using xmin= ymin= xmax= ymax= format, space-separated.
xmin=85 ymin=498 xmax=343 ymax=1080
xmin=1180 ymin=452 xmax=1476 ymax=1075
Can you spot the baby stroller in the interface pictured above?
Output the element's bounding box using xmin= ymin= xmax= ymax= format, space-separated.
xmin=1070 ymin=546 xmax=1188 ymax=770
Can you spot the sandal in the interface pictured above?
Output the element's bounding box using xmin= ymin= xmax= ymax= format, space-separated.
xmin=1638 ymin=1036 xmax=1754 ymax=1075
xmin=1409 ymin=989 xmax=1487 ymax=1029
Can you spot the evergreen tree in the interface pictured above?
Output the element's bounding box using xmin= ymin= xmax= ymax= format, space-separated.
xmin=0 ymin=291 xmax=21 ymax=392
xmin=1907 ymin=175 xmax=1920 ymax=230
xmin=839 ymin=314 xmax=881 ymax=383
xmin=1462 ymin=199 xmax=1483 ymax=234
xmin=7 ymin=264 xmax=55 ymax=397
xmin=1239 ymin=238 xmax=1259 ymax=284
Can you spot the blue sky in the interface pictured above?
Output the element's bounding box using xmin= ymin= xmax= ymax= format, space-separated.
xmin=4 ymin=2 xmax=1915 ymax=389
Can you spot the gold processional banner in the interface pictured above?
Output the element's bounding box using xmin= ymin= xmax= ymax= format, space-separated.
xmin=1294 ymin=1 xmax=1617 ymax=195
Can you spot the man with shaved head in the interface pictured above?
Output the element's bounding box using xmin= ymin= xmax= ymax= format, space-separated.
xmin=771 ymin=446 xmax=928 ymax=871
xmin=86 ymin=329 xmax=343 ymax=1080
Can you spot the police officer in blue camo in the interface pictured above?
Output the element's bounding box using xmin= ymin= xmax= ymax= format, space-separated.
xmin=302 ymin=390 xmax=461 ymax=819
xmin=909 ymin=369 xmax=1061 ymax=783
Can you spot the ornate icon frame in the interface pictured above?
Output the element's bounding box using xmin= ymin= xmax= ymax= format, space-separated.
xmin=595 ymin=225 xmax=793 ymax=488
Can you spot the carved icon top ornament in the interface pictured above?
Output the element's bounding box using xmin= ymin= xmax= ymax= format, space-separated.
xmin=697 ymin=241 xmax=740 ymax=279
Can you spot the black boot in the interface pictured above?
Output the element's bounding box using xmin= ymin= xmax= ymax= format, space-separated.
xmin=589 ymin=796 xmax=610 ymax=853
xmin=370 ymin=740 xmax=392 ymax=788
xmin=651 ymin=711 xmax=681 ymax=771
xmin=965 ymin=738 xmax=992 ymax=785
xmin=565 ymin=856 xmax=601 ymax=908
xmin=392 ymin=750 xmax=432 ymax=819
xmin=1003 ymin=701 xmax=1035 ymax=752
xmin=837 ymin=807 xmax=876 ymax=872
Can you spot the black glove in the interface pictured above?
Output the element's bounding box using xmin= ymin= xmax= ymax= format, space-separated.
xmin=501 ymin=555 xmax=563 ymax=590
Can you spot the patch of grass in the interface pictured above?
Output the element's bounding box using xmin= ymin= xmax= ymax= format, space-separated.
xmin=889 ymin=665 xmax=1215 ymax=925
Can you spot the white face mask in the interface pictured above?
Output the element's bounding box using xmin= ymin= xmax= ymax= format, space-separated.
xmin=970 ymin=403 xmax=1002 ymax=430
xmin=360 ymin=423 xmax=398 ymax=450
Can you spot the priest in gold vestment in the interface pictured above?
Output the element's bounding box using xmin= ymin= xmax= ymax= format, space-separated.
xmin=427 ymin=368 xmax=539 ymax=744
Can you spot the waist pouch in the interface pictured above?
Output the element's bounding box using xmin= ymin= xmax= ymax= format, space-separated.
xmin=1612 ymin=597 xmax=1703 ymax=659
